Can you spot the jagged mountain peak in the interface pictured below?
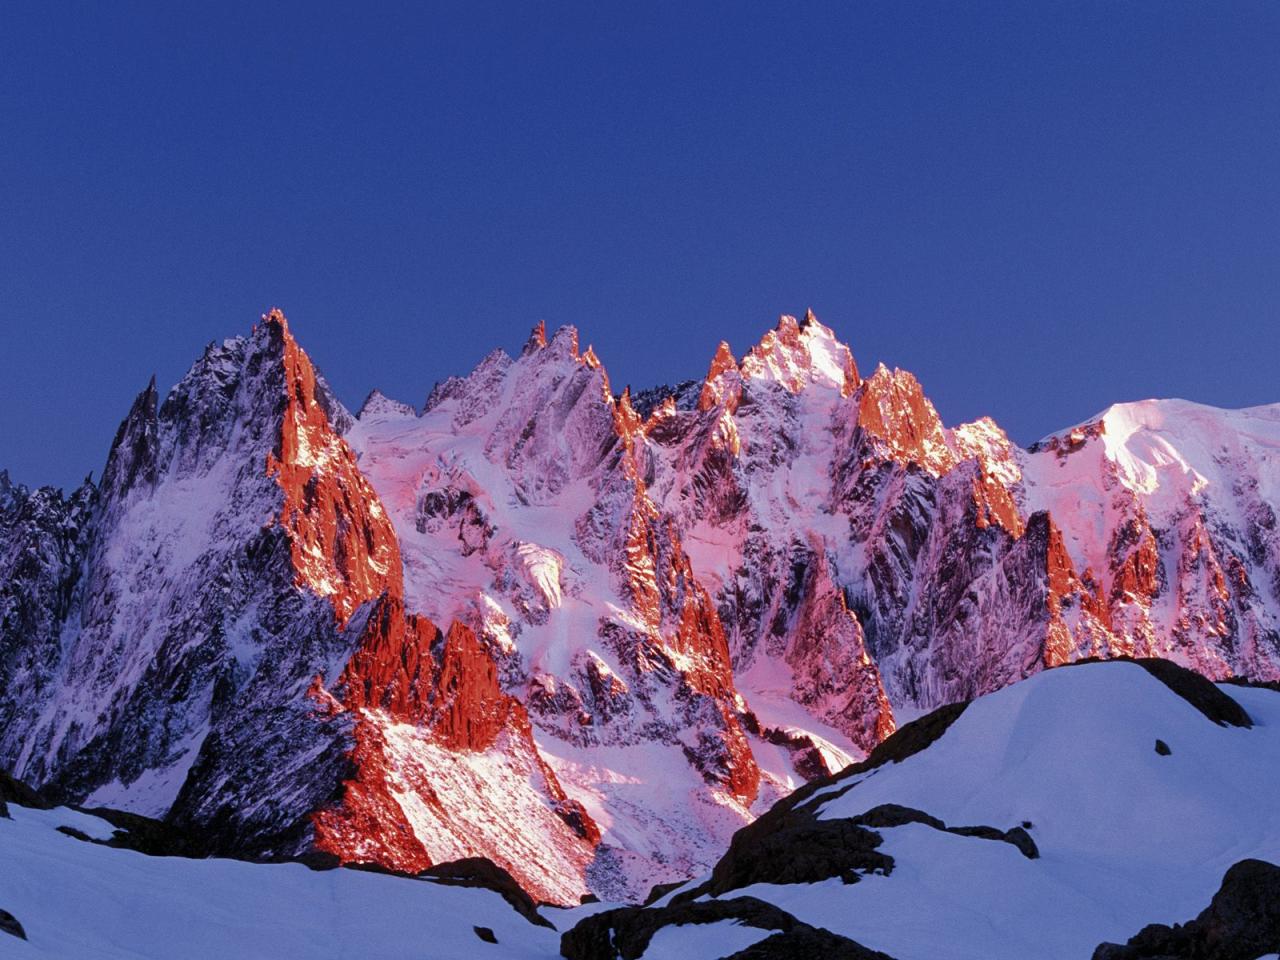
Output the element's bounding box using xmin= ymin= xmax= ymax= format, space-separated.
xmin=852 ymin=362 xmax=954 ymax=475
xmin=356 ymin=389 xmax=417 ymax=421
xmin=99 ymin=376 xmax=160 ymax=498
xmin=522 ymin=319 xmax=548 ymax=355
xmin=738 ymin=311 xmax=860 ymax=397
xmin=260 ymin=306 xmax=290 ymax=333
xmin=517 ymin=320 xmax=591 ymax=365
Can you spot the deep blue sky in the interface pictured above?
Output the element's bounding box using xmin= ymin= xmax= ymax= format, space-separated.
xmin=3 ymin=2 xmax=1278 ymax=490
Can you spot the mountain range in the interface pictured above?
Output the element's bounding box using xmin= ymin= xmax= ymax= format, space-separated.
xmin=2 ymin=308 xmax=1279 ymax=910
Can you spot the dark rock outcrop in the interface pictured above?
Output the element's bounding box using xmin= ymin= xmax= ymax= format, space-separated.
xmin=723 ymin=927 xmax=897 ymax=960
xmin=420 ymin=857 xmax=553 ymax=929
xmin=1131 ymin=658 xmax=1253 ymax=728
xmin=0 ymin=909 xmax=25 ymax=941
xmin=0 ymin=769 xmax=54 ymax=810
xmin=561 ymin=896 xmax=896 ymax=960
xmin=1092 ymin=859 xmax=1280 ymax=959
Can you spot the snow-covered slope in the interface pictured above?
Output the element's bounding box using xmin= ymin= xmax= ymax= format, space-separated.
xmin=3 ymin=308 xmax=1280 ymax=909
xmin=568 ymin=660 xmax=1280 ymax=959
xmin=1022 ymin=398 xmax=1280 ymax=677
xmin=0 ymin=803 xmax=562 ymax=960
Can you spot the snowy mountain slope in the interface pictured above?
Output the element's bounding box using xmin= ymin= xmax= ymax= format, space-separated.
xmin=0 ymin=314 xmax=599 ymax=904
xmin=0 ymin=803 xmax=562 ymax=960
xmin=3 ymin=308 xmax=1280 ymax=909
xmin=568 ymin=660 xmax=1280 ymax=960
xmin=1022 ymin=398 xmax=1280 ymax=677
xmin=344 ymin=324 xmax=775 ymax=901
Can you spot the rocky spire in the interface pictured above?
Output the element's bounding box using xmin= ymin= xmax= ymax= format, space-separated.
xmin=699 ymin=341 xmax=741 ymax=412
xmin=853 ymin=364 xmax=954 ymax=474
xmin=522 ymin=320 xmax=548 ymax=355
xmin=266 ymin=311 xmax=404 ymax=624
xmin=99 ymin=376 xmax=159 ymax=498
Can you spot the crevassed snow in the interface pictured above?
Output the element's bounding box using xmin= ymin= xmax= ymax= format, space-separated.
xmin=737 ymin=662 xmax=1280 ymax=960
xmin=0 ymin=806 xmax=560 ymax=960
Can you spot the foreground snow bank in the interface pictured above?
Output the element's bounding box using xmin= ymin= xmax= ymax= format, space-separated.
xmin=0 ymin=806 xmax=561 ymax=960
xmin=748 ymin=662 xmax=1280 ymax=959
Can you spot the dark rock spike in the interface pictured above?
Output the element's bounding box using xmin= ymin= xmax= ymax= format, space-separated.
xmin=99 ymin=376 xmax=160 ymax=497
xmin=0 ymin=909 xmax=26 ymax=941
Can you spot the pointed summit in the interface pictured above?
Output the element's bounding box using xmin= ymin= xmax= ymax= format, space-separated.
xmin=854 ymin=364 xmax=954 ymax=475
xmin=262 ymin=307 xmax=289 ymax=334
xmin=699 ymin=341 xmax=742 ymax=412
xmin=100 ymin=376 xmax=159 ymax=497
xmin=522 ymin=320 xmax=548 ymax=356
xmin=545 ymin=324 xmax=580 ymax=359
xmin=739 ymin=311 xmax=859 ymax=396
xmin=357 ymin=389 xmax=417 ymax=420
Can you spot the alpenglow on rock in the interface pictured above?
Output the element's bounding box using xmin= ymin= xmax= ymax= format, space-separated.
xmin=2 ymin=308 xmax=1278 ymax=903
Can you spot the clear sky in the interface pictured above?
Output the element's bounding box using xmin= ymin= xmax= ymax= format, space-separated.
xmin=2 ymin=2 xmax=1278 ymax=490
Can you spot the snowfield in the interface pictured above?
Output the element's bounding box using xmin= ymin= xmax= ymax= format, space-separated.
xmin=0 ymin=805 xmax=562 ymax=960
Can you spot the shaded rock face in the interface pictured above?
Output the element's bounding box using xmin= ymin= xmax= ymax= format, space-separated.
xmin=0 ymin=472 xmax=96 ymax=774
xmin=1093 ymin=858 xmax=1280 ymax=960
xmin=2 ymin=316 xmax=362 ymax=844
xmin=670 ymin=797 xmax=1036 ymax=906
xmin=4 ymin=309 xmax=1280 ymax=905
xmin=419 ymin=857 xmax=555 ymax=929
xmin=1075 ymin=656 xmax=1255 ymax=729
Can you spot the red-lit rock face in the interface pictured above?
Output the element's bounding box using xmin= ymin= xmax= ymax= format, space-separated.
xmin=612 ymin=473 xmax=760 ymax=802
xmin=316 ymin=597 xmax=602 ymax=902
xmin=854 ymin=365 xmax=955 ymax=475
xmin=311 ymin=720 xmax=435 ymax=875
xmin=785 ymin=546 xmax=896 ymax=752
xmin=699 ymin=341 xmax=741 ymax=412
xmin=431 ymin=620 xmax=519 ymax=751
xmin=264 ymin=310 xmax=402 ymax=624
xmin=336 ymin=595 xmax=437 ymax=724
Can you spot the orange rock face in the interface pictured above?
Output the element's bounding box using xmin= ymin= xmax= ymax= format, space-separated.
xmin=316 ymin=599 xmax=602 ymax=893
xmin=311 ymin=721 xmax=435 ymax=874
xmin=264 ymin=310 xmax=402 ymax=624
xmin=1110 ymin=514 xmax=1161 ymax=607
xmin=431 ymin=620 xmax=520 ymax=751
xmin=699 ymin=341 xmax=741 ymax=412
xmin=970 ymin=471 xmax=1024 ymax=538
xmin=854 ymin=365 xmax=955 ymax=475
xmin=337 ymin=595 xmax=438 ymax=724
